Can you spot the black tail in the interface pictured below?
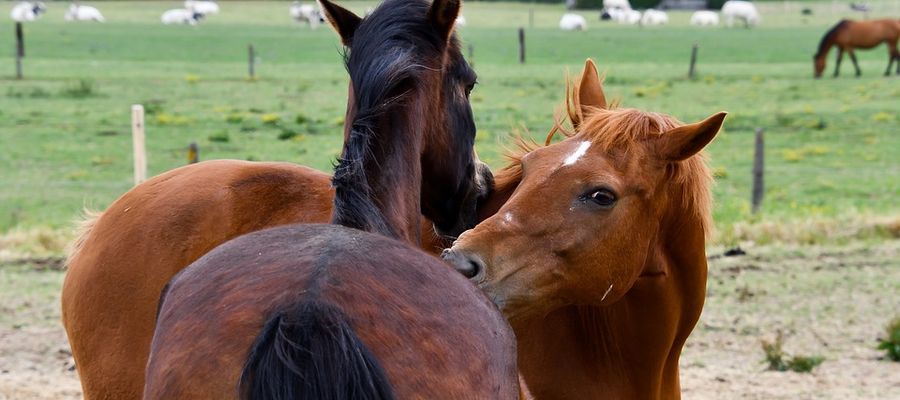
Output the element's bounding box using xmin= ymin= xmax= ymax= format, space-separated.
xmin=239 ymin=301 xmax=396 ymax=400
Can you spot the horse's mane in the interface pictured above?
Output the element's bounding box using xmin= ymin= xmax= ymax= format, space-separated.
xmin=331 ymin=0 xmax=453 ymax=237
xmin=494 ymin=88 xmax=713 ymax=236
xmin=815 ymin=19 xmax=849 ymax=59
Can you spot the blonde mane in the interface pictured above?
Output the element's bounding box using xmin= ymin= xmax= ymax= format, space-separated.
xmin=493 ymin=92 xmax=714 ymax=236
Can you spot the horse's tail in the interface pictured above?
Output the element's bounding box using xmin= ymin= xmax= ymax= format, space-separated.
xmin=815 ymin=19 xmax=849 ymax=59
xmin=239 ymin=301 xmax=395 ymax=400
xmin=65 ymin=208 xmax=103 ymax=268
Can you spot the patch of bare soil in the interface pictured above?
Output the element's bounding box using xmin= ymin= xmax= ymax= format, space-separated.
xmin=681 ymin=241 xmax=900 ymax=399
xmin=0 ymin=241 xmax=897 ymax=399
xmin=0 ymin=327 xmax=80 ymax=400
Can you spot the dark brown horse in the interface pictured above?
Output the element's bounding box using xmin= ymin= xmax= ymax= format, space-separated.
xmin=144 ymin=1 xmax=519 ymax=398
xmin=444 ymin=59 xmax=725 ymax=399
xmin=814 ymin=19 xmax=900 ymax=78
xmin=61 ymin=0 xmax=490 ymax=399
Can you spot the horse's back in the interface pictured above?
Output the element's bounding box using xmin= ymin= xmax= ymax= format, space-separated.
xmin=841 ymin=19 xmax=900 ymax=48
xmin=146 ymin=224 xmax=518 ymax=399
xmin=61 ymin=159 xmax=334 ymax=400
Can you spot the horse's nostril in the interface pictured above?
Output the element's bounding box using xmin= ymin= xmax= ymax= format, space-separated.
xmin=463 ymin=258 xmax=482 ymax=279
xmin=442 ymin=250 xmax=482 ymax=279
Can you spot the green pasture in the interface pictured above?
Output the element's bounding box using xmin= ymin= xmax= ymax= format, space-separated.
xmin=0 ymin=1 xmax=898 ymax=243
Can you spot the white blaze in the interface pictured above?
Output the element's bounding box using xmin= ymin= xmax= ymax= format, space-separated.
xmin=564 ymin=141 xmax=591 ymax=166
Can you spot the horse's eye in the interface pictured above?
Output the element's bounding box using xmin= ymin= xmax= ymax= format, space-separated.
xmin=582 ymin=188 xmax=617 ymax=208
xmin=464 ymin=83 xmax=475 ymax=96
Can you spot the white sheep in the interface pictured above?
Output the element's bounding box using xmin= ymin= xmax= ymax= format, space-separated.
xmin=64 ymin=4 xmax=105 ymax=22
xmin=722 ymin=0 xmax=760 ymax=28
xmin=559 ymin=13 xmax=587 ymax=31
xmin=603 ymin=0 xmax=632 ymax=11
xmin=10 ymin=2 xmax=46 ymax=22
xmin=690 ymin=10 xmax=719 ymax=26
xmin=161 ymin=9 xmax=204 ymax=25
xmin=640 ymin=9 xmax=668 ymax=26
xmin=184 ymin=1 xmax=219 ymax=15
xmin=289 ymin=2 xmax=323 ymax=29
xmin=455 ymin=15 xmax=466 ymax=27
xmin=609 ymin=8 xmax=641 ymax=25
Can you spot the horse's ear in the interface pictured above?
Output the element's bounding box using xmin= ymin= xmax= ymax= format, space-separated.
xmin=428 ymin=0 xmax=461 ymax=42
xmin=570 ymin=59 xmax=607 ymax=129
xmin=577 ymin=58 xmax=607 ymax=113
xmin=319 ymin=0 xmax=361 ymax=46
xmin=654 ymin=112 xmax=727 ymax=161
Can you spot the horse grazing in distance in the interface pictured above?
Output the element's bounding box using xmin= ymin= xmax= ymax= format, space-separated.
xmin=144 ymin=0 xmax=518 ymax=398
xmin=444 ymin=59 xmax=726 ymax=399
xmin=814 ymin=19 xmax=900 ymax=78
xmin=61 ymin=0 xmax=491 ymax=399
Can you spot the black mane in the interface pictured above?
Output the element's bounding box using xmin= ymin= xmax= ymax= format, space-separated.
xmin=815 ymin=20 xmax=848 ymax=58
xmin=331 ymin=0 xmax=453 ymax=237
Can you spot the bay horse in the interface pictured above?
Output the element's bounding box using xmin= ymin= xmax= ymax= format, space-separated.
xmin=814 ymin=19 xmax=900 ymax=78
xmin=60 ymin=0 xmax=491 ymax=398
xmin=444 ymin=59 xmax=726 ymax=399
xmin=144 ymin=0 xmax=518 ymax=398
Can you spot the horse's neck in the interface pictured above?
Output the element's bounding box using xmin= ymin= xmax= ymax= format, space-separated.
xmin=516 ymin=216 xmax=707 ymax=399
xmin=818 ymin=41 xmax=833 ymax=57
xmin=366 ymin=113 xmax=423 ymax=243
xmin=332 ymin=108 xmax=424 ymax=244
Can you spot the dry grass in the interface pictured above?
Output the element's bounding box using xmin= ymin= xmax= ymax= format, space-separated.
xmin=714 ymin=214 xmax=900 ymax=247
xmin=0 ymin=228 xmax=72 ymax=262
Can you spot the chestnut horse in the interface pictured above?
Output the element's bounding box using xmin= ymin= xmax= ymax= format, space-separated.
xmin=144 ymin=0 xmax=518 ymax=399
xmin=60 ymin=0 xmax=489 ymax=398
xmin=813 ymin=19 xmax=900 ymax=78
xmin=444 ymin=59 xmax=726 ymax=399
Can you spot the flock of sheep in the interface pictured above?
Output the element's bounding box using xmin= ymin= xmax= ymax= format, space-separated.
xmin=559 ymin=0 xmax=760 ymax=30
xmin=11 ymin=0 xmax=759 ymax=30
xmin=9 ymin=1 xmax=325 ymax=26
xmin=10 ymin=1 xmax=104 ymax=22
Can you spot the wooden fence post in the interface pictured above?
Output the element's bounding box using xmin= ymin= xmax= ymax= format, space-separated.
xmin=132 ymin=105 xmax=147 ymax=185
xmin=248 ymin=44 xmax=255 ymax=79
xmin=467 ymin=44 xmax=474 ymax=67
xmin=188 ymin=142 xmax=199 ymax=164
xmin=751 ymin=128 xmax=765 ymax=214
xmin=688 ymin=43 xmax=698 ymax=79
xmin=518 ymin=27 xmax=525 ymax=64
xmin=15 ymin=22 xmax=24 ymax=80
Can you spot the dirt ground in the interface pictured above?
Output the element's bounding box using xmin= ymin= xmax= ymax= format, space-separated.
xmin=1 ymin=241 xmax=898 ymax=399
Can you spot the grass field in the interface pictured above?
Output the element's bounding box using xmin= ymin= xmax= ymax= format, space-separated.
xmin=0 ymin=1 xmax=898 ymax=246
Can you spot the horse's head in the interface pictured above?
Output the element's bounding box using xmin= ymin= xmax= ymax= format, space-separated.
xmin=321 ymin=0 xmax=490 ymax=239
xmin=813 ymin=54 xmax=826 ymax=78
xmin=444 ymin=60 xmax=724 ymax=322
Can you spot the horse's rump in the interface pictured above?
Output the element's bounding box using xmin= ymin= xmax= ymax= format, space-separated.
xmin=145 ymin=224 xmax=518 ymax=399
xmin=239 ymin=301 xmax=395 ymax=400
